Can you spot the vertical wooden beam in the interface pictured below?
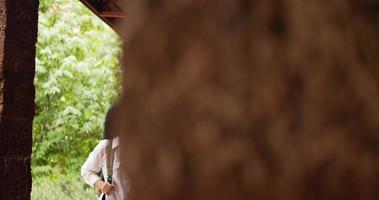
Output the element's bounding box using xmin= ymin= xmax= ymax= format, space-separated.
xmin=0 ymin=0 xmax=39 ymax=199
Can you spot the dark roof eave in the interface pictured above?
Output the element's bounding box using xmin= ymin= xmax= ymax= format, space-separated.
xmin=78 ymin=0 xmax=124 ymax=34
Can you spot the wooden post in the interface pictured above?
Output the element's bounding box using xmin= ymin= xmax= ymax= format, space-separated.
xmin=0 ymin=0 xmax=38 ymax=199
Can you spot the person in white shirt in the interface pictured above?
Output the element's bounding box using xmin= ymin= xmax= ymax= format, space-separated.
xmin=81 ymin=106 xmax=126 ymax=200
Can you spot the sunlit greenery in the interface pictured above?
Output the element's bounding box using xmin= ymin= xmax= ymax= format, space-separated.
xmin=32 ymin=176 xmax=96 ymax=200
xmin=32 ymin=0 xmax=121 ymax=199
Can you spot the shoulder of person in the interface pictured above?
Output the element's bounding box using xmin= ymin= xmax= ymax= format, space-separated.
xmin=92 ymin=140 xmax=109 ymax=154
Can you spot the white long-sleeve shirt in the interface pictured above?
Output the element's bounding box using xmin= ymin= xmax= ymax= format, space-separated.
xmin=81 ymin=137 xmax=125 ymax=200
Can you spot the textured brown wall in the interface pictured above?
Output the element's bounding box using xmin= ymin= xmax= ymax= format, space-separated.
xmin=0 ymin=0 xmax=38 ymax=199
xmin=119 ymin=0 xmax=379 ymax=200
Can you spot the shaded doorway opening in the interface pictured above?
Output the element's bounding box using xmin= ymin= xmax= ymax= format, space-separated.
xmin=31 ymin=0 xmax=122 ymax=199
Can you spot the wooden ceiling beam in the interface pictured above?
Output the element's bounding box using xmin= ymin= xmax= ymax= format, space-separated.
xmin=100 ymin=11 xmax=126 ymax=18
xmin=78 ymin=0 xmax=124 ymax=33
xmin=104 ymin=0 xmax=119 ymax=5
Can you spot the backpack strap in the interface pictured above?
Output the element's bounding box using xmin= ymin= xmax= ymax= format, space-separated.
xmin=105 ymin=139 xmax=116 ymax=183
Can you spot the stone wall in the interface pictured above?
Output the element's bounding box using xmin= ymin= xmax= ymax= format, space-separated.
xmin=119 ymin=0 xmax=379 ymax=200
xmin=0 ymin=0 xmax=38 ymax=199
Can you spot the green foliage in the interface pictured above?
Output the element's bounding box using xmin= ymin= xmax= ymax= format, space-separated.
xmin=33 ymin=0 xmax=121 ymax=178
xmin=32 ymin=175 xmax=96 ymax=200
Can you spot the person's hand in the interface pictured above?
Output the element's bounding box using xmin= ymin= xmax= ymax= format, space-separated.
xmin=95 ymin=180 xmax=114 ymax=194
xmin=101 ymin=182 xmax=114 ymax=194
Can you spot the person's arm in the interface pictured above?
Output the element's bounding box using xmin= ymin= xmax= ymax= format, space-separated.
xmin=81 ymin=141 xmax=105 ymax=188
xmin=81 ymin=140 xmax=114 ymax=194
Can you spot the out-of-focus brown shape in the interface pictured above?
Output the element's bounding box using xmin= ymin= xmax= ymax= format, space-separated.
xmin=118 ymin=0 xmax=379 ymax=199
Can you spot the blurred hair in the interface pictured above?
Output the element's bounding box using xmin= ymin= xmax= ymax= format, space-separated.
xmin=104 ymin=104 xmax=118 ymax=139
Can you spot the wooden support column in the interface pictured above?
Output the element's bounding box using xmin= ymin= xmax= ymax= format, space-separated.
xmin=0 ymin=0 xmax=39 ymax=199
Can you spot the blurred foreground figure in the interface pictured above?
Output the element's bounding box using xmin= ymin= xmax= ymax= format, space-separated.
xmin=118 ymin=0 xmax=379 ymax=200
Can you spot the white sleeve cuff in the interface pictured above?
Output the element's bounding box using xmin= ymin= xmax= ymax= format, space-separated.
xmin=87 ymin=173 xmax=102 ymax=188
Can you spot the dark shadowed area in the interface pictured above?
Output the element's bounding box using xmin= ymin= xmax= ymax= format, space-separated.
xmin=118 ymin=0 xmax=379 ymax=200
